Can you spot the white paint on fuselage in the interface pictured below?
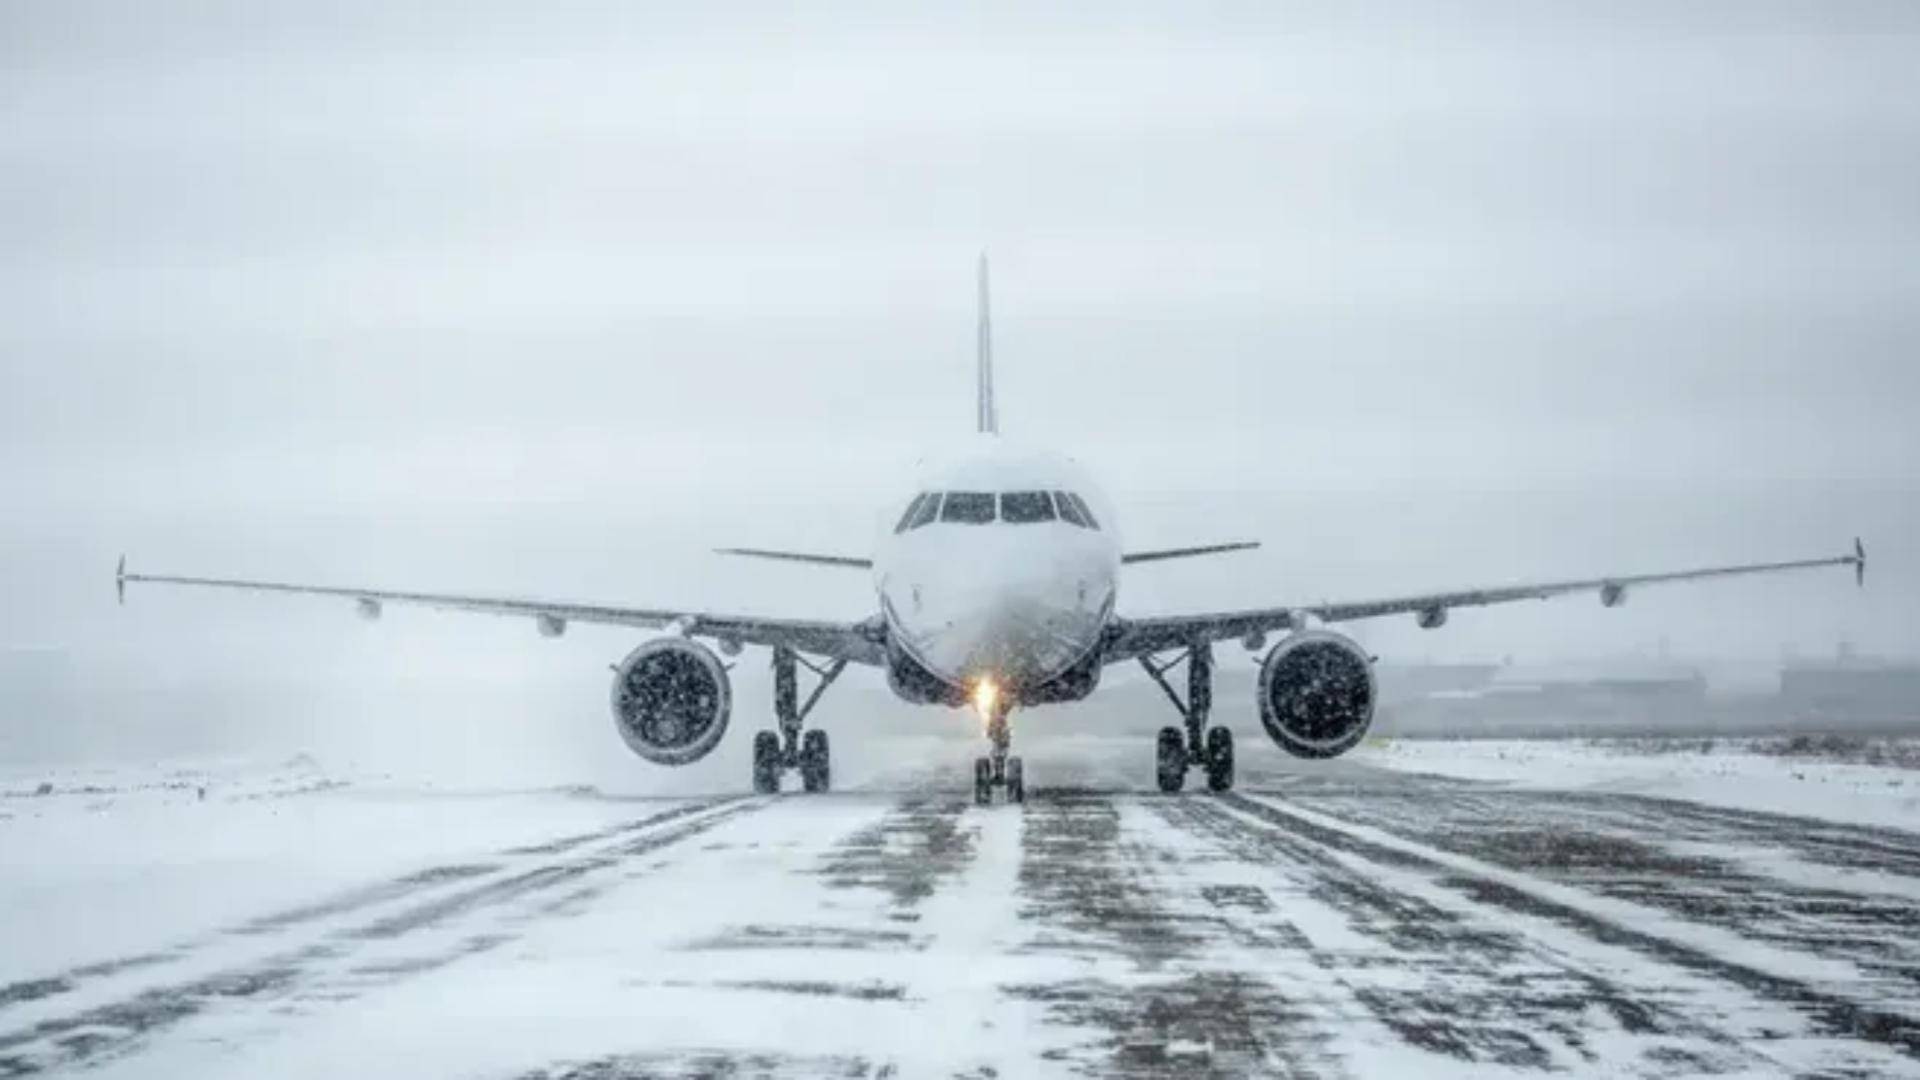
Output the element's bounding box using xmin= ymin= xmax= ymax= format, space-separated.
xmin=875 ymin=439 xmax=1120 ymax=699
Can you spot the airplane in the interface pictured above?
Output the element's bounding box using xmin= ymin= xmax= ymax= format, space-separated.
xmin=118 ymin=257 xmax=1868 ymax=804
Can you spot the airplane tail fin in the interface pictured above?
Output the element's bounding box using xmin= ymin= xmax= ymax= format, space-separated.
xmin=976 ymin=253 xmax=996 ymax=435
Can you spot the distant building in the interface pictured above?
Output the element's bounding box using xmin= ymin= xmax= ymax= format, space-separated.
xmin=1779 ymin=661 xmax=1920 ymax=728
xmin=1374 ymin=663 xmax=1500 ymax=706
xmin=1380 ymin=661 xmax=1707 ymax=738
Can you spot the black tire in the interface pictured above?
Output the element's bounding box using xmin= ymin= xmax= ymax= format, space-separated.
xmin=1005 ymin=756 xmax=1025 ymax=804
xmin=800 ymin=729 xmax=830 ymax=793
xmin=1156 ymin=727 xmax=1188 ymax=794
xmin=1205 ymin=726 xmax=1235 ymax=792
xmin=751 ymin=730 xmax=781 ymax=794
xmin=974 ymin=757 xmax=995 ymax=805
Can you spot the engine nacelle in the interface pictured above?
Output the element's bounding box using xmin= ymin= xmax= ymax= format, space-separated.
xmin=609 ymin=638 xmax=732 ymax=765
xmin=1600 ymin=582 xmax=1628 ymax=608
xmin=1258 ymin=630 xmax=1377 ymax=759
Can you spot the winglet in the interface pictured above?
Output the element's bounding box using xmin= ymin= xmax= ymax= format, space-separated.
xmin=976 ymin=252 xmax=996 ymax=435
xmin=116 ymin=555 xmax=127 ymax=605
xmin=1855 ymin=536 xmax=1866 ymax=588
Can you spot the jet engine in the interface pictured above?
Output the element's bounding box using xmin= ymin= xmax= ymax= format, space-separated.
xmin=609 ymin=638 xmax=732 ymax=765
xmin=1257 ymin=630 xmax=1377 ymax=759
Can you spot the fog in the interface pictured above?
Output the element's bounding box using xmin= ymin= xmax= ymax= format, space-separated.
xmin=3 ymin=1 xmax=1915 ymax=771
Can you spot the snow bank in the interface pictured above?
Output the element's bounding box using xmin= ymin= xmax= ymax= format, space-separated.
xmin=1359 ymin=737 xmax=1920 ymax=832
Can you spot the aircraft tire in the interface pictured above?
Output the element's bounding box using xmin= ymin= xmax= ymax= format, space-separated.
xmin=752 ymin=730 xmax=781 ymax=794
xmin=1205 ymin=726 xmax=1235 ymax=792
xmin=973 ymin=757 xmax=994 ymax=805
xmin=800 ymin=730 xmax=831 ymax=793
xmin=1005 ymin=756 xmax=1025 ymax=804
xmin=1156 ymin=727 xmax=1187 ymax=793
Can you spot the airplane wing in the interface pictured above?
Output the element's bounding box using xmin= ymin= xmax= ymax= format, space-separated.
xmin=1104 ymin=539 xmax=1866 ymax=661
xmin=1121 ymin=541 xmax=1260 ymax=565
xmin=116 ymin=559 xmax=887 ymax=665
xmin=714 ymin=548 xmax=874 ymax=569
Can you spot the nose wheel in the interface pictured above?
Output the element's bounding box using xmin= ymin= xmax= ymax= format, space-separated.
xmin=974 ymin=701 xmax=1025 ymax=805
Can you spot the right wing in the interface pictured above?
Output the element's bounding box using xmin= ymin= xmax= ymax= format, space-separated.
xmin=117 ymin=559 xmax=887 ymax=665
xmin=714 ymin=548 xmax=874 ymax=569
xmin=1105 ymin=539 xmax=1865 ymax=661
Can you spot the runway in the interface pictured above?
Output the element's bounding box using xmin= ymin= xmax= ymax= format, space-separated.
xmin=3 ymin=739 xmax=1918 ymax=1078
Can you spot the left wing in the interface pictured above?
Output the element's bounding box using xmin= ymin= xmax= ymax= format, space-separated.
xmin=1105 ymin=539 xmax=1865 ymax=661
xmin=116 ymin=559 xmax=887 ymax=664
xmin=1122 ymin=541 xmax=1259 ymax=565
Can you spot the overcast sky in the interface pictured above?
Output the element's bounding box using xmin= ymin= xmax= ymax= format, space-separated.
xmin=2 ymin=2 xmax=1915 ymax=764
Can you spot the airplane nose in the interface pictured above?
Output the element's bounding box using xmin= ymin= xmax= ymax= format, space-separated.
xmin=895 ymin=545 xmax=1113 ymax=692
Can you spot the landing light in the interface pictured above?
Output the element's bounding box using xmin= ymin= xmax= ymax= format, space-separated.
xmin=972 ymin=677 xmax=1000 ymax=722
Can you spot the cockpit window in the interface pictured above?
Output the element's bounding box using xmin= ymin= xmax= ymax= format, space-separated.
xmin=907 ymin=492 xmax=942 ymax=530
xmin=939 ymin=491 xmax=996 ymax=524
xmin=1067 ymin=492 xmax=1100 ymax=529
xmin=1000 ymin=491 xmax=1056 ymax=523
xmin=1054 ymin=490 xmax=1092 ymax=529
xmin=893 ymin=493 xmax=928 ymax=534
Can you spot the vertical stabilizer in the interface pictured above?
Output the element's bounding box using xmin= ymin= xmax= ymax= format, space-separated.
xmin=976 ymin=253 xmax=997 ymax=435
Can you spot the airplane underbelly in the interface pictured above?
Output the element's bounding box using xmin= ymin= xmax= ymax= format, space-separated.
xmin=893 ymin=594 xmax=1106 ymax=696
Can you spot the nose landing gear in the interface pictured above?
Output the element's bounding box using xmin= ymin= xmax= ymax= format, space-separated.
xmin=1140 ymin=643 xmax=1234 ymax=793
xmin=974 ymin=699 xmax=1025 ymax=805
xmin=752 ymin=646 xmax=847 ymax=794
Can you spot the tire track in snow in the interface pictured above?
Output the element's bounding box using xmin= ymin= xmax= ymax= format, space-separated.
xmin=1294 ymin=775 xmax=1920 ymax=888
xmin=517 ymin=794 xmax=962 ymax=1079
xmin=1155 ymin=794 xmax=1760 ymax=1075
xmin=1290 ymin=781 xmax=1920 ymax=1015
xmin=1218 ymin=790 xmax=1920 ymax=1071
xmin=0 ymin=797 xmax=761 ymax=1076
xmin=1006 ymin=791 xmax=1339 ymax=1078
xmin=817 ymin=794 xmax=979 ymax=916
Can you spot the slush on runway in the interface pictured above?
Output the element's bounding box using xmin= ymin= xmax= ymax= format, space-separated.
xmin=5 ymin=736 xmax=1918 ymax=1078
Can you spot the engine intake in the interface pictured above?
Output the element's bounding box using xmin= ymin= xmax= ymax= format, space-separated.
xmin=609 ymin=638 xmax=732 ymax=765
xmin=1258 ymin=630 xmax=1376 ymax=759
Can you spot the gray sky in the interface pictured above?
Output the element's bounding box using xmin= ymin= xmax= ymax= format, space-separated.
xmin=2 ymin=2 xmax=1915 ymax=763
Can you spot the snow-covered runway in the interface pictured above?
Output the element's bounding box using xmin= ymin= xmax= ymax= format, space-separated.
xmin=4 ymin=737 xmax=1919 ymax=1078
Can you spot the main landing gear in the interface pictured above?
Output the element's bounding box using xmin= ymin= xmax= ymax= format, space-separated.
xmin=752 ymin=646 xmax=847 ymax=794
xmin=1140 ymin=643 xmax=1234 ymax=793
xmin=974 ymin=698 xmax=1025 ymax=806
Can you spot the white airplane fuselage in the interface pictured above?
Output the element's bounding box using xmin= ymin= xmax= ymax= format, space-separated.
xmin=874 ymin=440 xmax=1120 ymax=707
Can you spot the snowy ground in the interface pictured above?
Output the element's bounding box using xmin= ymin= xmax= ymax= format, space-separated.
xmin=1363 ymin=736 xmax=1920 ymax=832
xmin=5 ymin=733 xmax=1920 ymax=1078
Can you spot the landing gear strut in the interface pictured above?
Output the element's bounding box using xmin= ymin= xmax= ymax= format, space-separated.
xmin=974 ymin=699 xmax=1025 ymax=806
xmin=1139 ymin=643 xmax=1234 ymax=793
xmin=752 ymin=646 xmax=847 ymax=794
